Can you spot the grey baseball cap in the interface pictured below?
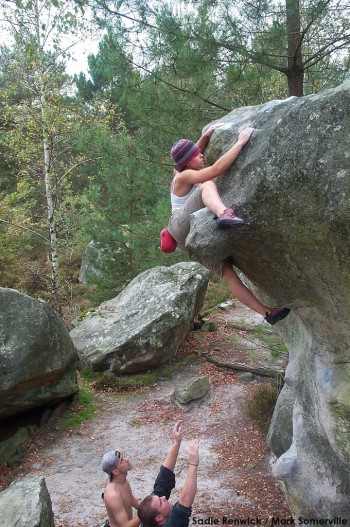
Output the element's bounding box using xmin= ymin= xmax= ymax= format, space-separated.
xmin=101 ymin=450 xmax=121 ymax=475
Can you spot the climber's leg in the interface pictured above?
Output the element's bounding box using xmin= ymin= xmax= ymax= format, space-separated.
xmin=222 ymin=261 xmax=269 ymax=317
xmin=200 ymin=181 xmax=226 ymax=217
xmin=222 ymin=262 xmax=290 ymax=324
xmin=201 ymin=181 xmax=245 ymax=226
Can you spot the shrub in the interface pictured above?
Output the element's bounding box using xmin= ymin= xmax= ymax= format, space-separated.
xmin=245 ymin=383 xmax=278 ymax=435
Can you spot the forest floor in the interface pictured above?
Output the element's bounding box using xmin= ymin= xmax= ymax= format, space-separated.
xmin=0 ymin=301 xmax=293 ymax=527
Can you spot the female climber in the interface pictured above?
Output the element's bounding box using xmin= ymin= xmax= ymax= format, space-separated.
xmin=167 ymin=124 xmax=290 ymax=325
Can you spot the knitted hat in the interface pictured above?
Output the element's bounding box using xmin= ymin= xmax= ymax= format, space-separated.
xmin=170 ymin=139 xmax=200 ymax=168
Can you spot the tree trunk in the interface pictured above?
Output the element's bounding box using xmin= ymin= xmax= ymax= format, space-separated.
xmin=40 ymin=84 xmax=60 ymax=305
xmin=286 ymin=67 xmax=304 ymax=97
xmin=35 ymin=0 xmax=60 ymax=310
xmin=285 ymin=0 xmax=304 ymax=96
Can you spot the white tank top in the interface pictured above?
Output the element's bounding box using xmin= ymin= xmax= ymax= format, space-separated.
xmin=170 ymin=174 xmax=197 ymax=213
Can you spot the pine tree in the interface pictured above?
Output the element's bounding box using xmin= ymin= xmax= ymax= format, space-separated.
xmin=90 ymin=0 xmax=350 ymax=97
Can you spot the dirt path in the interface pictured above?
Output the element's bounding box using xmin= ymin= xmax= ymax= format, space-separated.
xmin=5 ymin=303 xmax=291 ymax=526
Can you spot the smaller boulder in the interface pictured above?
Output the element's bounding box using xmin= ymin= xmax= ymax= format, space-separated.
xmin=71 ymin=262 xmax=209 ymax=374
xmin=0 ymin=427 xmax=32 ymax=467
xmin=171 ymin=376 xmax=211 ymax=405
xmin=78 ymin=240 xmax=105 ymax=285
xmin=0 ymin=477 xmax=54 ymax=527
xmin=237 ymin=371 xmax=254 ymax=383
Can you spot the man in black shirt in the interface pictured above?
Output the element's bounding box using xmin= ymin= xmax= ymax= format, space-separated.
xmin=138 ymin=420 xmax=199 ymax=527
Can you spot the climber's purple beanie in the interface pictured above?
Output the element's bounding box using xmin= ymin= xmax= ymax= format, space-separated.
xmin=170 ymin=139 xmax=200 ymax=169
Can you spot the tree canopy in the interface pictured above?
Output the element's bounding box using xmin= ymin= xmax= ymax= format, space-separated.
xmin=90 ymin=0 xmax=350 ymax=97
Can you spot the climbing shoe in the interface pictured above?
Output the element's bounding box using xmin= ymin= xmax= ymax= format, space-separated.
xmin=265 ymin=307 xmax=290 ymax=325
xmin=216 ymin=208 xmax=246 ymax=228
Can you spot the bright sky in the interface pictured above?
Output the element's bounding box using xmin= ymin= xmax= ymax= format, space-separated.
xmin=64 ymin=38 xmax=100 ymax=76
xmin=0 ymin=2 xmax=101 ymax=78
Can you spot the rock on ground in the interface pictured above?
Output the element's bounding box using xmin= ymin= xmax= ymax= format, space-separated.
xmin=0 ymin=476 xmax=54 ymax=527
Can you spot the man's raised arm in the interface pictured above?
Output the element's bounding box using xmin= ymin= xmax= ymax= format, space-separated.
xmin=162 ymin=420 xmax=183 ymax=472
xmin=178 ymin=439 xmax=200 ymax=509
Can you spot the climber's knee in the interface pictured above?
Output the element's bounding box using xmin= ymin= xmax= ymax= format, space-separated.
xmin=201 ymin=180 xmax=217 ymax=193
xmin=222 ymin=260 xmax=236 ymax=280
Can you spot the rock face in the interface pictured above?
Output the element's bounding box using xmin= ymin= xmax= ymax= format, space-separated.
xmin=0 ymin=477 xmax=55 ymax=527
xmin=0 ymin=288 xmax=78 ymax=420
xmin=186 ymin=81 xmax=350 ymax=518
xmin=78 ymin=240 xmax=104 ymax=285
xmin=267 ymin=384 xmax=294 ymax=458
xmin=0 ymin=427 xmax=31 ymax=467
xmin=71 ymin=262 xmax=209 ymax=373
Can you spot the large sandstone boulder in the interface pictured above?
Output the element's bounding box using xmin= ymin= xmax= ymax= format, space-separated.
xmin=70 ymin=262 xmax=209 ymax=373
xmin=0 ymin=477 xmax=54 ymax=527
xmin=0 ymin=288 xmax=78 ymax=420
xmin=186 ymin=81 xmax=350 ymax=518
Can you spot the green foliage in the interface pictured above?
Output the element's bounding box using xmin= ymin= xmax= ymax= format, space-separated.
xmin=88 ymin=355 xmax=200 ymax=393
xmin=201 ymin=275 xmax=231 ymax=313
xmin=0 ymin=1 xmax=96 ymax=306
xmin=245 ymin=383 xmax=278 ymax=435
xmin=72 ymin=26 xmax=229 ymax=303
xmin=130 ymin=419 xmax=142 ymax=429
xmin=74 ymin=51 xmax=195 ymax=301
xmin=58 ymin=378 xmax=97 ymax=429
xmin=252 ymin=325 xmax=288 ymax=360
xmin=90 ymin=0 xmax=350 ymax=99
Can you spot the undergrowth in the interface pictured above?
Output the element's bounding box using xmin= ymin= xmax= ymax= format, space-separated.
xmin=58 ymin=378 xmax=97 ymax=429
xmin=244 ymin=383 xmax=279 ymax=435
xmin=202 ymin=275 xmax=230 ymax=312
xmin=89 ymin=355 xmax=200 ymax=393
xmin=58 ymin=354 xmax=200 ymax=429
xmin=252 ymin=325 xmax=288 ymax=360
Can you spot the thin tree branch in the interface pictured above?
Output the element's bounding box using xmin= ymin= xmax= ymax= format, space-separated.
xmin=303 ymin=36 xmax=350 ymax=68
xmin=52 ymin=156 xmax=104 ymax=190
xmin=94 ymin=0 xmax=160 ymax=32
xmin=106 ymin=38 xmax=232 ymax=112
xmin=0 ymin=218 xmax=50 ymax=243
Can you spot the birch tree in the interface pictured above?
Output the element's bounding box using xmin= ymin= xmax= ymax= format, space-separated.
xmin=0 ymin=0 xmax=92 ymax=309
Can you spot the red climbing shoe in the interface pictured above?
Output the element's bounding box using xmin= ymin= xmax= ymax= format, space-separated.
xmin=216 ymin=208 xmax=246 ymax=228
xmin=265 ymin=307 xmax=290 ymax=325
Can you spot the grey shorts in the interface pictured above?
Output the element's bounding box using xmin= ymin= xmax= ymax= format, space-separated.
xmin=168 ymin=187 xmax=225 ymax=277
xmin=168 ymin=187 xmax=204 ymax=249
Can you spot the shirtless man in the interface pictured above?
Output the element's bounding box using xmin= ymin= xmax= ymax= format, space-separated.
xmin=101 ymin=450 xmax=141 ymax=527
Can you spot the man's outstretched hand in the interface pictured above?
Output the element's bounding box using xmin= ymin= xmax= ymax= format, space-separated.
xmin=163 ymin=420 xmax=183 ymax=471
xmin=173 ymin=420 xmax=183 ymax=443
xmin=178 ymin=439 xmax=200 ymax=508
